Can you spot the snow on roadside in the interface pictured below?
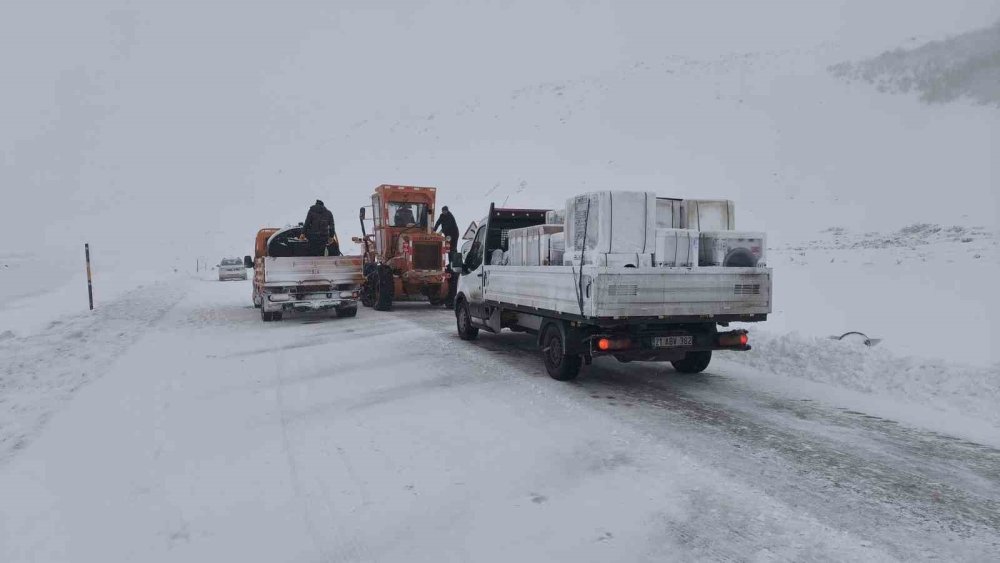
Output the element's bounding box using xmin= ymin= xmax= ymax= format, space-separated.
xmin=0 ymin=279 xmax=188 ymax=465
xmin=763 ymin=224 xmax=998 ymax=366
xmin=0 ymin=254 xmax=185 ymax=339
xmin=730 ymin=329 xmax=1000 ymax=430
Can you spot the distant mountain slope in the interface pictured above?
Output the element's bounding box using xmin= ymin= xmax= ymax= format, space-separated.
xmin=830 ymin=21 xmax=1000 ymax=106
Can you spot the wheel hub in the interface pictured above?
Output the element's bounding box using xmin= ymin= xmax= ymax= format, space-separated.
xmin=547 ymin=334 xmax=562 ymax=365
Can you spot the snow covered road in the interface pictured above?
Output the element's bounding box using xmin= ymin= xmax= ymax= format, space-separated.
xmin=2 ymin=278 xmax=998 ymax=561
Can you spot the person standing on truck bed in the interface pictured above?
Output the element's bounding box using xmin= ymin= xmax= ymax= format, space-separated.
xmin=303 ymin=200 xmax=336 ymax=256
xmin=434 ymin=205 xmax=461 ymax=307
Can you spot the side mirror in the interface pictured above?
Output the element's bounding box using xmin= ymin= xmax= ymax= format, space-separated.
xmin=359 ymin=207 xmax=366 ymax=220
xmin=243 ymin=256 xmax=253 ymax=269
xmin=462 ymin=222 xmax=478 ymax=240
xmin=449 ymin=251 xmax=464 ymax=272
xmin=351 ymin=236 xmax=363 ymax=244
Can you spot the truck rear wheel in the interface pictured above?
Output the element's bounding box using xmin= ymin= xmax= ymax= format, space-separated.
xmin=456 ymin=299 xmax=479 ymax=340
xmin=542 ymin=324 xmax=581 ymax=381
xmin=374 ymin=266 xmax=394 ymax=311
xmin=671 ymin=350 xmax=712 ymax=374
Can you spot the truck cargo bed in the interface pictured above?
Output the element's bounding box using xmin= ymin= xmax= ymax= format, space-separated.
xmin=262 ymin=256 xmax=364 ymax=286
xmin=483 ymin=265 xmax=771 ymax=320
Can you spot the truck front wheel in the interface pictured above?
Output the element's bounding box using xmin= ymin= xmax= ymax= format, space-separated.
xmin=456 ymin=299 xmax=479 ymax=341
xmin=671 ymin=351 xmax=712 ymax=374
xmin=542 ymin=324 xmax=581 ymax=381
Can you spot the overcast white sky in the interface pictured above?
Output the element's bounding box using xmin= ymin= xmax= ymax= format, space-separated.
xmin=2 ymin=1 xmax=996 ymax=264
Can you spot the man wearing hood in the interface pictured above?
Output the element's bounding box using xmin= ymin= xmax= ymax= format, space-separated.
xmin=303 ymin=200 xmax=337 ymax=256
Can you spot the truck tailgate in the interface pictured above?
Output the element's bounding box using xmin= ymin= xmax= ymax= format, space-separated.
xmin=263 ymin=256 xmax=363 ymax=286
xmin=484 ymin=265 xmax=771 ymax=319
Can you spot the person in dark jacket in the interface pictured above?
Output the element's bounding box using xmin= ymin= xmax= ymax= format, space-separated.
xmin=433 ymin=206 xmax=460 ymax=246
xmin=434 ymin=206 xmax=461 ymax=307
xmin=394 ymin=204 xmax=416 ymax=226
xmin=303 ymin=200 xmax=335 ymax=256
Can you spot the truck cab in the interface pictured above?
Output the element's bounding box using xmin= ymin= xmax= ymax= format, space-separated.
xmin=453 ymin=205 xmax=547 ymax=320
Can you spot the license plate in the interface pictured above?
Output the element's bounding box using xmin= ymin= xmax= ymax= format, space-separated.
xmin=652 ymin=335 xmax=693 ymax=348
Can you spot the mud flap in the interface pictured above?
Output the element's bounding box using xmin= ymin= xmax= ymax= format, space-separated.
xmin=537 ymin=319 xmax=584 ymax=355
xmin=487 ymin=307 xmax=502 ymax=333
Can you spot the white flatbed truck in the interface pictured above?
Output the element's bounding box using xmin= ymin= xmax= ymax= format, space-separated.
xmin=246 ymin=226 xmax=364 ymax=322
xmin=450 ymin=205 xmax=772 ymax=380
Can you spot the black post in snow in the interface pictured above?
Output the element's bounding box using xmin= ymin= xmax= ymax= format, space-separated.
xmin=85 ymin=243 xmax=94 ymax=310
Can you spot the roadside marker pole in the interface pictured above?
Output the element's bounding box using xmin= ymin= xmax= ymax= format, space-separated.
xmin=85 ymin=243 xmax=94 ymax=310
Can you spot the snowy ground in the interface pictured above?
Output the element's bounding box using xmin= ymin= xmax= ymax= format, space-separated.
xmin=2 ymin=276 xmax=999 ymax=561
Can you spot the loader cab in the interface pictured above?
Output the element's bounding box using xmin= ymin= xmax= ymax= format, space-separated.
xmin=389 ymin=201 xmax=428 ymax=228
xmin=369 ymin=185 xmax=437 ymax=257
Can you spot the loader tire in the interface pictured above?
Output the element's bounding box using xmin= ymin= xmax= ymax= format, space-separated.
xmin=361 ymin=265 xmax=375 ymax=308
xmin=671 ymin=351 xmax=712 ymax=374
xmin=373 ymin=266 xmax=394 ymax=311
xmin=542 ymin=324 xmax=581 ymax=381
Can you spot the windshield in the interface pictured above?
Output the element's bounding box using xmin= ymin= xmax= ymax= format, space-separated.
xmin=388 ymin=202 xmax=428 ymax=228
xmin=221 ymin=259 xmax=241 ymax=266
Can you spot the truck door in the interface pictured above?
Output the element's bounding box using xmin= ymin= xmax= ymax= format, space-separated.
xmin=461 ymin=223 xmax=488 ymax=318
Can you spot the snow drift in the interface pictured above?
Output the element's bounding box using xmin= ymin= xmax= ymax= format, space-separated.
xmin=730 ymin=330 xmax=1000 ymax=430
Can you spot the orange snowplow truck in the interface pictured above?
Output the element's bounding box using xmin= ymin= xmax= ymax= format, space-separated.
xmin=354 ymin=185 xmax=450 ymax=310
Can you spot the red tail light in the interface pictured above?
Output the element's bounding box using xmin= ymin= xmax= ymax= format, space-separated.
xmin=594 ymin=337 xmax=631 ymax=352
xmin=718 ymin=331 xmax=750 ymax=348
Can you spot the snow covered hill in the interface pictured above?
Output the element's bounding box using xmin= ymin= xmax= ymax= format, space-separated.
xmin=831 ymin=20 xmax=1000 ymax=106
xmin=2 ymin=1 xmax=997 ymax=259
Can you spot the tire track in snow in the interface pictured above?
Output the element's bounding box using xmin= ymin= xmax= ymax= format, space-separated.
xmin=396 ymin=308 xmax=1000 ymax=560
xmin=271 ymin=329 xmax=377 ymax=563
